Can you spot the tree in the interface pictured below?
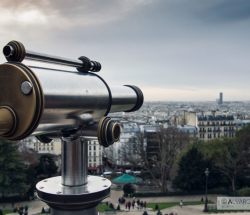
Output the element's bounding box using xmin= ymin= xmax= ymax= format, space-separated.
xmin=236 ymin=125 xmax=250 ymax=147
xmin=173 ymin=146 xmax=209 ymax=191
xmin=0 ymin=139 xmax=28 ymax=198
xmin=173 ymin=146 xmax=223 ymax=191
xmin=200 ymin=133 xmax=250 ymax=194
xmin=154 ymin=126 xmax=190 ymax=192
xmin=26 ymin=164 xmax=38 ymax=198
xmin=120 ymin=131 xmax=145 ymax=168
xmin=35 ymin=154 xmax=58 ymax=179
xmin=235 ymin=125 xmax=250 ymax=187
xmin=123 ymin=183 xmax=135 ymax=196
xmin=121 ymin=125 xmax=190 ymax=192
xmin=18 ymin=146 xmax=39 ymax=198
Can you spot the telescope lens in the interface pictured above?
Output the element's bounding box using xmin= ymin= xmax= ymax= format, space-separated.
xmin=111 ymin=122 xmax=120 ymax=142
xmin=3 ymin=45 xmax=13 ymax=57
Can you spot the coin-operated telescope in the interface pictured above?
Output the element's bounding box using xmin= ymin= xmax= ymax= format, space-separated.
xmin=0 ymin=41 xmax=143 ymax=215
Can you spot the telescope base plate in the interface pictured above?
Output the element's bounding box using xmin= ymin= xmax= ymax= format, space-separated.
xmin=36 ymin=175 xmax=111 ymax=211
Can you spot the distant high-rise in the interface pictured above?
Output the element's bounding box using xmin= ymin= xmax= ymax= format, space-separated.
xmin=218 ymin=92 xmax=223 ymax=105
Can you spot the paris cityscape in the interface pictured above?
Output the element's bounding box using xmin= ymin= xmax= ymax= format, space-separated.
xmin=1 ymin=0 xmax=250 ymax=215
xmin=7 ymin=92 xmax=249 ymax=214
xmin=20 ymin=92 xmax=250 ymax=171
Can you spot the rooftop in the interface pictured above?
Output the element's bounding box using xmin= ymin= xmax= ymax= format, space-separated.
xmin=198 ymin=115 xmax=234 ymax=121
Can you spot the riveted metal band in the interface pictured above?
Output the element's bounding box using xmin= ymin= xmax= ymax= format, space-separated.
xmin=0 ymin=63 xmax=44 ymax=140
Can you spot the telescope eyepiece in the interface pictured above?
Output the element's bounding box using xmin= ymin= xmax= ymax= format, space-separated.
xmin=3 ymin=41 xmax=26 ymax=62
xmin=78 ymin=56 xmax=101 ymax=72
xmin=3 ymin=45 xmax=14 ymax=58
xmin=98 ymin=117 xmax=121 ymax=147
xmin=90 ymin=61 xmax=102 ymax=72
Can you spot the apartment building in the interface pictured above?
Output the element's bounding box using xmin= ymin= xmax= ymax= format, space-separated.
xmin=198 ymin=114 xmax=235 ymax=140
xmin=20 ymin=137 xmax=61 ymax=155
xmin=87 ymin=139 xmax=103 ymax=174
xmin=184 ymin=111 xmax=236 ymax=141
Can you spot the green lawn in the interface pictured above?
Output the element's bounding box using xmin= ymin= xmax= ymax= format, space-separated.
xmin=3 ymin=209 xmax=13 ymax=215
xmin=98 ymin=200 xmax=207 ymax=212
xmin=97 ymin=203 xmax=114 ymax=212
xmin=147 ymin=202 xmax=178 ymax=210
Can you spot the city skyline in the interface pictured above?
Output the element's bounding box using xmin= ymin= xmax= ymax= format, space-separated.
xmin=0 ymin=0 xmax=250 ymax=101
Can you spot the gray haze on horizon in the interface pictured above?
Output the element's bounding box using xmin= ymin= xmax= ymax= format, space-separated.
xmin=0 ymin=0 xmax=249 ymax=101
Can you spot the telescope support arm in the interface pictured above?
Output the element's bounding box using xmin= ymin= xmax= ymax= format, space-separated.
xmin=61 ymin=135 xmax=88 ymax=186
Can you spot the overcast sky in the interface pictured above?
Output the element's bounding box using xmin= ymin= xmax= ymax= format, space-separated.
xmin=0 ymin=0 xmax=250 ymax=101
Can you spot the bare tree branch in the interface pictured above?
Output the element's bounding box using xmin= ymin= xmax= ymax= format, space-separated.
xmin=121 ymin=125 xmax=190 ymax=192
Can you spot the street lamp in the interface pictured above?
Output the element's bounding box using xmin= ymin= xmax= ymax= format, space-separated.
xmin=204 ymin=168 xmax=209 ymax=212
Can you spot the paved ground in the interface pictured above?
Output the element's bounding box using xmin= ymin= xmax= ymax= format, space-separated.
xmin=107 ymin=189 xmax=219 ymax=202
xmin=100 ymin=205 xmax=250 ymax=215
xmin=101 ymin=204 xmax=250 ymax=215
xmin=2 ymin=190 xmax=250 ymax=215
xmin=104 ymin=190 xmax=250 ymax=215
xmin=0 ymin=199 xmax=47 ymax=214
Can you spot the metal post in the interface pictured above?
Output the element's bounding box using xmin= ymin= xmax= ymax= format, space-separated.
xmin=36 ymin=135 xmax=111 ymax=215
xmin=61 ymin=135 xmax=88 ymax=186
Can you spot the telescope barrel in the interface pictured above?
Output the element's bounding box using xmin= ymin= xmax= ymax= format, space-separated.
xmin=0 ymin=41 xmax=144 ymax=141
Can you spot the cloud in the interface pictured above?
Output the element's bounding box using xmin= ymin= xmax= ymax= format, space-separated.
xmin=0 ymin=0 xmax=155 ymax=29
xmin=198 ymin=0 xmax=250 ymax=23
xmin=0 ymin=0 xmax=250 ymax=101
xmin=0 ymin=8 xmax=48 ymax=26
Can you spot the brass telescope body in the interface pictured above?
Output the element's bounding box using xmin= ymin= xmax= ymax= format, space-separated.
xmin=0 ymin=62 xmax=43 ymax=139
xmin=0 ymin=106 xmax=16 ymax=135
